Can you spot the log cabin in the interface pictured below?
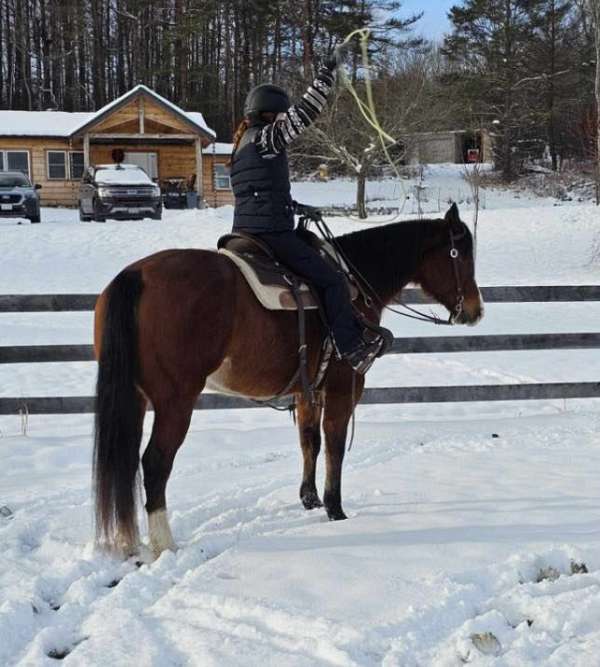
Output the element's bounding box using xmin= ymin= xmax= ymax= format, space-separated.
xmin=0 ymin=85 xmax=234 ymax=208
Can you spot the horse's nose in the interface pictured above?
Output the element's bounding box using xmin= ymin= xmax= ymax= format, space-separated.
xmin=456 ymin=292 xmax=484 ymax=326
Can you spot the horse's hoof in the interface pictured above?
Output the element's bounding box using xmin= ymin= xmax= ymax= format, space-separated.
xmin=151 ymin=542 xmax=178 ymax=559
xmin=301 ymin=493 xmax=324 ymax=510
xmin=326 ymin=508 xmax=348 ymax=521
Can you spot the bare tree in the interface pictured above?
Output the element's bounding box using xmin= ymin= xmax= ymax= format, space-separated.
xmin=588 ymin=0 xmax=600 ymax=203
xmin=296 ymin=49 xmax=451 ymax=218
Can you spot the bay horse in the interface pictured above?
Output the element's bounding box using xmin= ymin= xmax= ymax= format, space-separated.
xmin=93 ymin=203 xmax=483 ymax=557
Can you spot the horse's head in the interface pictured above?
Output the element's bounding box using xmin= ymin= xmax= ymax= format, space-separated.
xmin=414 ymin=204 xmax=484 ymax=326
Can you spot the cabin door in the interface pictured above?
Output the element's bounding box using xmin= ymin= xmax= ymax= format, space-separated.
xmin=124 ymin=152 xmax=158 ymax=180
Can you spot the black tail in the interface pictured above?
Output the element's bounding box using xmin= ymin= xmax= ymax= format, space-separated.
xmin=93 ymin=269 xmax=144 ymax=550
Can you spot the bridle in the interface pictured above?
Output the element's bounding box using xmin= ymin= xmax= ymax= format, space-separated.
xmin=446 ymin=225 xmax=467 ymax=324
xmin=299 ymin=209 xmax=471 ymax=327
xmin=338 ymin=221 xmax=469 ymax=327
xmin=360 ymin=223 xmax=467 ymax=326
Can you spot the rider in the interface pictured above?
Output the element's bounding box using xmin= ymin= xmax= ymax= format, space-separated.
xmin=229 ymin=46 xmax=391 ymax=374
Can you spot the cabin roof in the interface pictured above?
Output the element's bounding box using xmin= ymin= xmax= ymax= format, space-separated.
xmin=0 ymin=85 xmax=216 ymax=140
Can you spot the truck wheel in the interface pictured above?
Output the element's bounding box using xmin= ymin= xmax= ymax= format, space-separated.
xmin=79 ymin=205 xmax=92 ymax=222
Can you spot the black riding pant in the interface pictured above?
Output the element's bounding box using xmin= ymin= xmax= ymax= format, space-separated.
xmin=256 ymin=230 xmax=363 ymax=354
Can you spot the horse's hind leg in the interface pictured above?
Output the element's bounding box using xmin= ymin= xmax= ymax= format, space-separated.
xmin=322 ymin=372 xmax=363 ymax=521
xmin=297 ymin=395 xmax=324 ymax=510
xmin=141 ymin=398 xmax=195 ymax=557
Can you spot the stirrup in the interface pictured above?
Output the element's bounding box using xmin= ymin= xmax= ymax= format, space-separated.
xmin=358 ymin=319 xmax=394 ymax=358
xmin=343 ymin=337 xmax=384 ymax=375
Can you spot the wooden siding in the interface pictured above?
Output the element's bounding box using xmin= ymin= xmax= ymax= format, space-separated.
xmin=0 ymin=137 xmax=79 ymax=206
xmin=0 ymin=136 xmax=233 ymax=207
xmin=203 ymin=153 xmax=233 ymax=207
xmin=89 ymin=96 xmax=200 ymax=136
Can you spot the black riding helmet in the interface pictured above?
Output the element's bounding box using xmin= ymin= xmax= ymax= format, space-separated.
xmin=244 ymin=83 xmax=290 ymax=116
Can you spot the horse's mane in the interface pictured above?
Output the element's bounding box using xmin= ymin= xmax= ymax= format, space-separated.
xmin=335 ymin=218 xmax=446 ymax=300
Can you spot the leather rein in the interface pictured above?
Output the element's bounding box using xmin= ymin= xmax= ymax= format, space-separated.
xmin=303 ymin=211 xmax=467 ymax=327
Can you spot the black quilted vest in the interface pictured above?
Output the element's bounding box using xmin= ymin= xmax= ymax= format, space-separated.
xmin=230 ymin=125 xmax=294 ymax=233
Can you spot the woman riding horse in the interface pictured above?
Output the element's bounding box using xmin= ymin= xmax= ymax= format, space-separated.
xmin=229 ymin=46 xmax=391 ymax=374
xmin=93 ymin=53 xmax=484 ymax=558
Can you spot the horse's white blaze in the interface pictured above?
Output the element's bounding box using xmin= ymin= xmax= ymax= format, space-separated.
xmin=148 ymin=509 xmax=176 ymax=555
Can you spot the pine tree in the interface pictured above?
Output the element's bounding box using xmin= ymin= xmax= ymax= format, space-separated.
xmin=527 ymin=0 xmax=576 ymax=170
xmin=443 ymin=0 xmax=542 ymax=178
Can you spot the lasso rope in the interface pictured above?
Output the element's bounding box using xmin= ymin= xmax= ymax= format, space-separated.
xmin=337 ymin=28 xmax=408 ymax=216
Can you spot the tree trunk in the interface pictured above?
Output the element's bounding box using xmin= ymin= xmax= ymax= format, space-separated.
xmin=594 ymin=0 xmax=600 ymax=204
xmin=356 ymin=169 xmax=367 ymax=219
xmin=302 ymin=0 xmax=314 ymax=80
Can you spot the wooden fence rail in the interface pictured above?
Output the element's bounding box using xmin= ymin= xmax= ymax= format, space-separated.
xmin=2 ymin=285 xmax=600 ymax=312
xmin=2 ymin=333 xmax=600 ymax=365
xmin=2 ymin=382 xmax=599 ymax=416
xmin=1 ymin=286 xmax=598 ymax=416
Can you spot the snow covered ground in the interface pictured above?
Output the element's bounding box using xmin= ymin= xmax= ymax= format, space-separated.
xmin=1 ymin=165 xmax=600 ymax=665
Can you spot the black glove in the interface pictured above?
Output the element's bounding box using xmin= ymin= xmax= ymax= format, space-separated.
xmin=294 ymin=201 xmax=323 ymax=222
xmin=324 ymin=42 xmax=350 ymax=71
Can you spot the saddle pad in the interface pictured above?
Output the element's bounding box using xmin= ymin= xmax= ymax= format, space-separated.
xmin=219 ymin=248 xmax=320 ymax=311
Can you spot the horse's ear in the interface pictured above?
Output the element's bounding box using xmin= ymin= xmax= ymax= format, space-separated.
xmin=445 ymin=203 xmax=460 ymax=225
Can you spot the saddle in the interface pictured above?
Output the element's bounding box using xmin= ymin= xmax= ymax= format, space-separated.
xmin=217 ymin=230 xmax=357 ymax=311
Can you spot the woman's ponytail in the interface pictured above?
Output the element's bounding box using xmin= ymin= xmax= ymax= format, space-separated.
xmin=229 ymin=118 xmax=250 ymax=165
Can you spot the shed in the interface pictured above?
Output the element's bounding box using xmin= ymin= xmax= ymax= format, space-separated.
xmin=404 ymin=130 xmax=493 ymax=165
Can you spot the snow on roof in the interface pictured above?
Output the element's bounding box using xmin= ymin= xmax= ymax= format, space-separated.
xmin=0 ymin=110 xmax=94 ymax=137
xmin=175 ymin=112 xmax=215 ymax=139
xmin=207 ymin=142 xmax=234 ymax=155
xmin=0 ymin=85 xmax=216 ymax=139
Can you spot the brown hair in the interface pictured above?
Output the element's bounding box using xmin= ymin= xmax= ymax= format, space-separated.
xmin=229 ymin=112 xmax=277 ymax=165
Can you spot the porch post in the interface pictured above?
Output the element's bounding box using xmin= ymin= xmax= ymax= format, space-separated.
xmin=139 ymin=97 xmax=145 ymax=134
xmin=195 ymin=137 xmax=203 ymax=208
xmin=83 ymin=133 xmax=90 ymax=169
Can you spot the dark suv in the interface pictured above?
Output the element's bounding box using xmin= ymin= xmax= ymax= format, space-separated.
xmin=78 ymin=164 xmax=162 ymax=222
xmin=0 ymin=171 xmax=42 ymax=223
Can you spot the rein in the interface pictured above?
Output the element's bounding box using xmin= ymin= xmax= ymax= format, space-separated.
xmin=303 ymin=212 xmax=463 ymax=327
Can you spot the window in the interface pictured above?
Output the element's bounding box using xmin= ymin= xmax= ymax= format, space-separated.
xmin=69 ymin=152 xmax=85 ymax=179
xmin=0 ymin=150 xmax=30 ymax=177
xmin=214 ymin=163 xmax=231 ymax=190
xmin=47 ymin=151 xmax=85 ymax=180
xmin=47 ymin=151 xmax=67 ymax=179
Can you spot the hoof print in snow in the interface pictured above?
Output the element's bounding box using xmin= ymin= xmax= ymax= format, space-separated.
xmin=536 ymin=566 xmax=561 ymax=582
xmin=49 ymin=602 xmax=61 ymax=611
xmin=47 ymin=647 xmax=71 ymax=660
xmin=470 ymin=632 xmax=502 ymax=657
xmin=0 ymin=505 xmax=13 ymax=518
xmin=570 ymin=560 xmax=588 ymax=575
xmin=106 ymin=578 xmax=120 ymax=588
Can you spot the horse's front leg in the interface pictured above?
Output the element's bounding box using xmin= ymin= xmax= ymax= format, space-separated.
xmin=322 ymin=370 xmax=364 ymax=521
xmin=296 ymin=394 xmax=324 ymax=510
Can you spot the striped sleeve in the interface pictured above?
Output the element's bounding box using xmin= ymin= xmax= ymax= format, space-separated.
xmin=256 ymin=66 xmax=335 ymax=159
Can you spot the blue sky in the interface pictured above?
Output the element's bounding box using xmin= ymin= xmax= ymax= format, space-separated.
xmin=399 ymin=0 xmax=457 ymax=42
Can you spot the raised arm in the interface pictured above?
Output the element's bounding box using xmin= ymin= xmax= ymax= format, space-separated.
xmin=256 ymin=66 xmax=336 ymax=159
